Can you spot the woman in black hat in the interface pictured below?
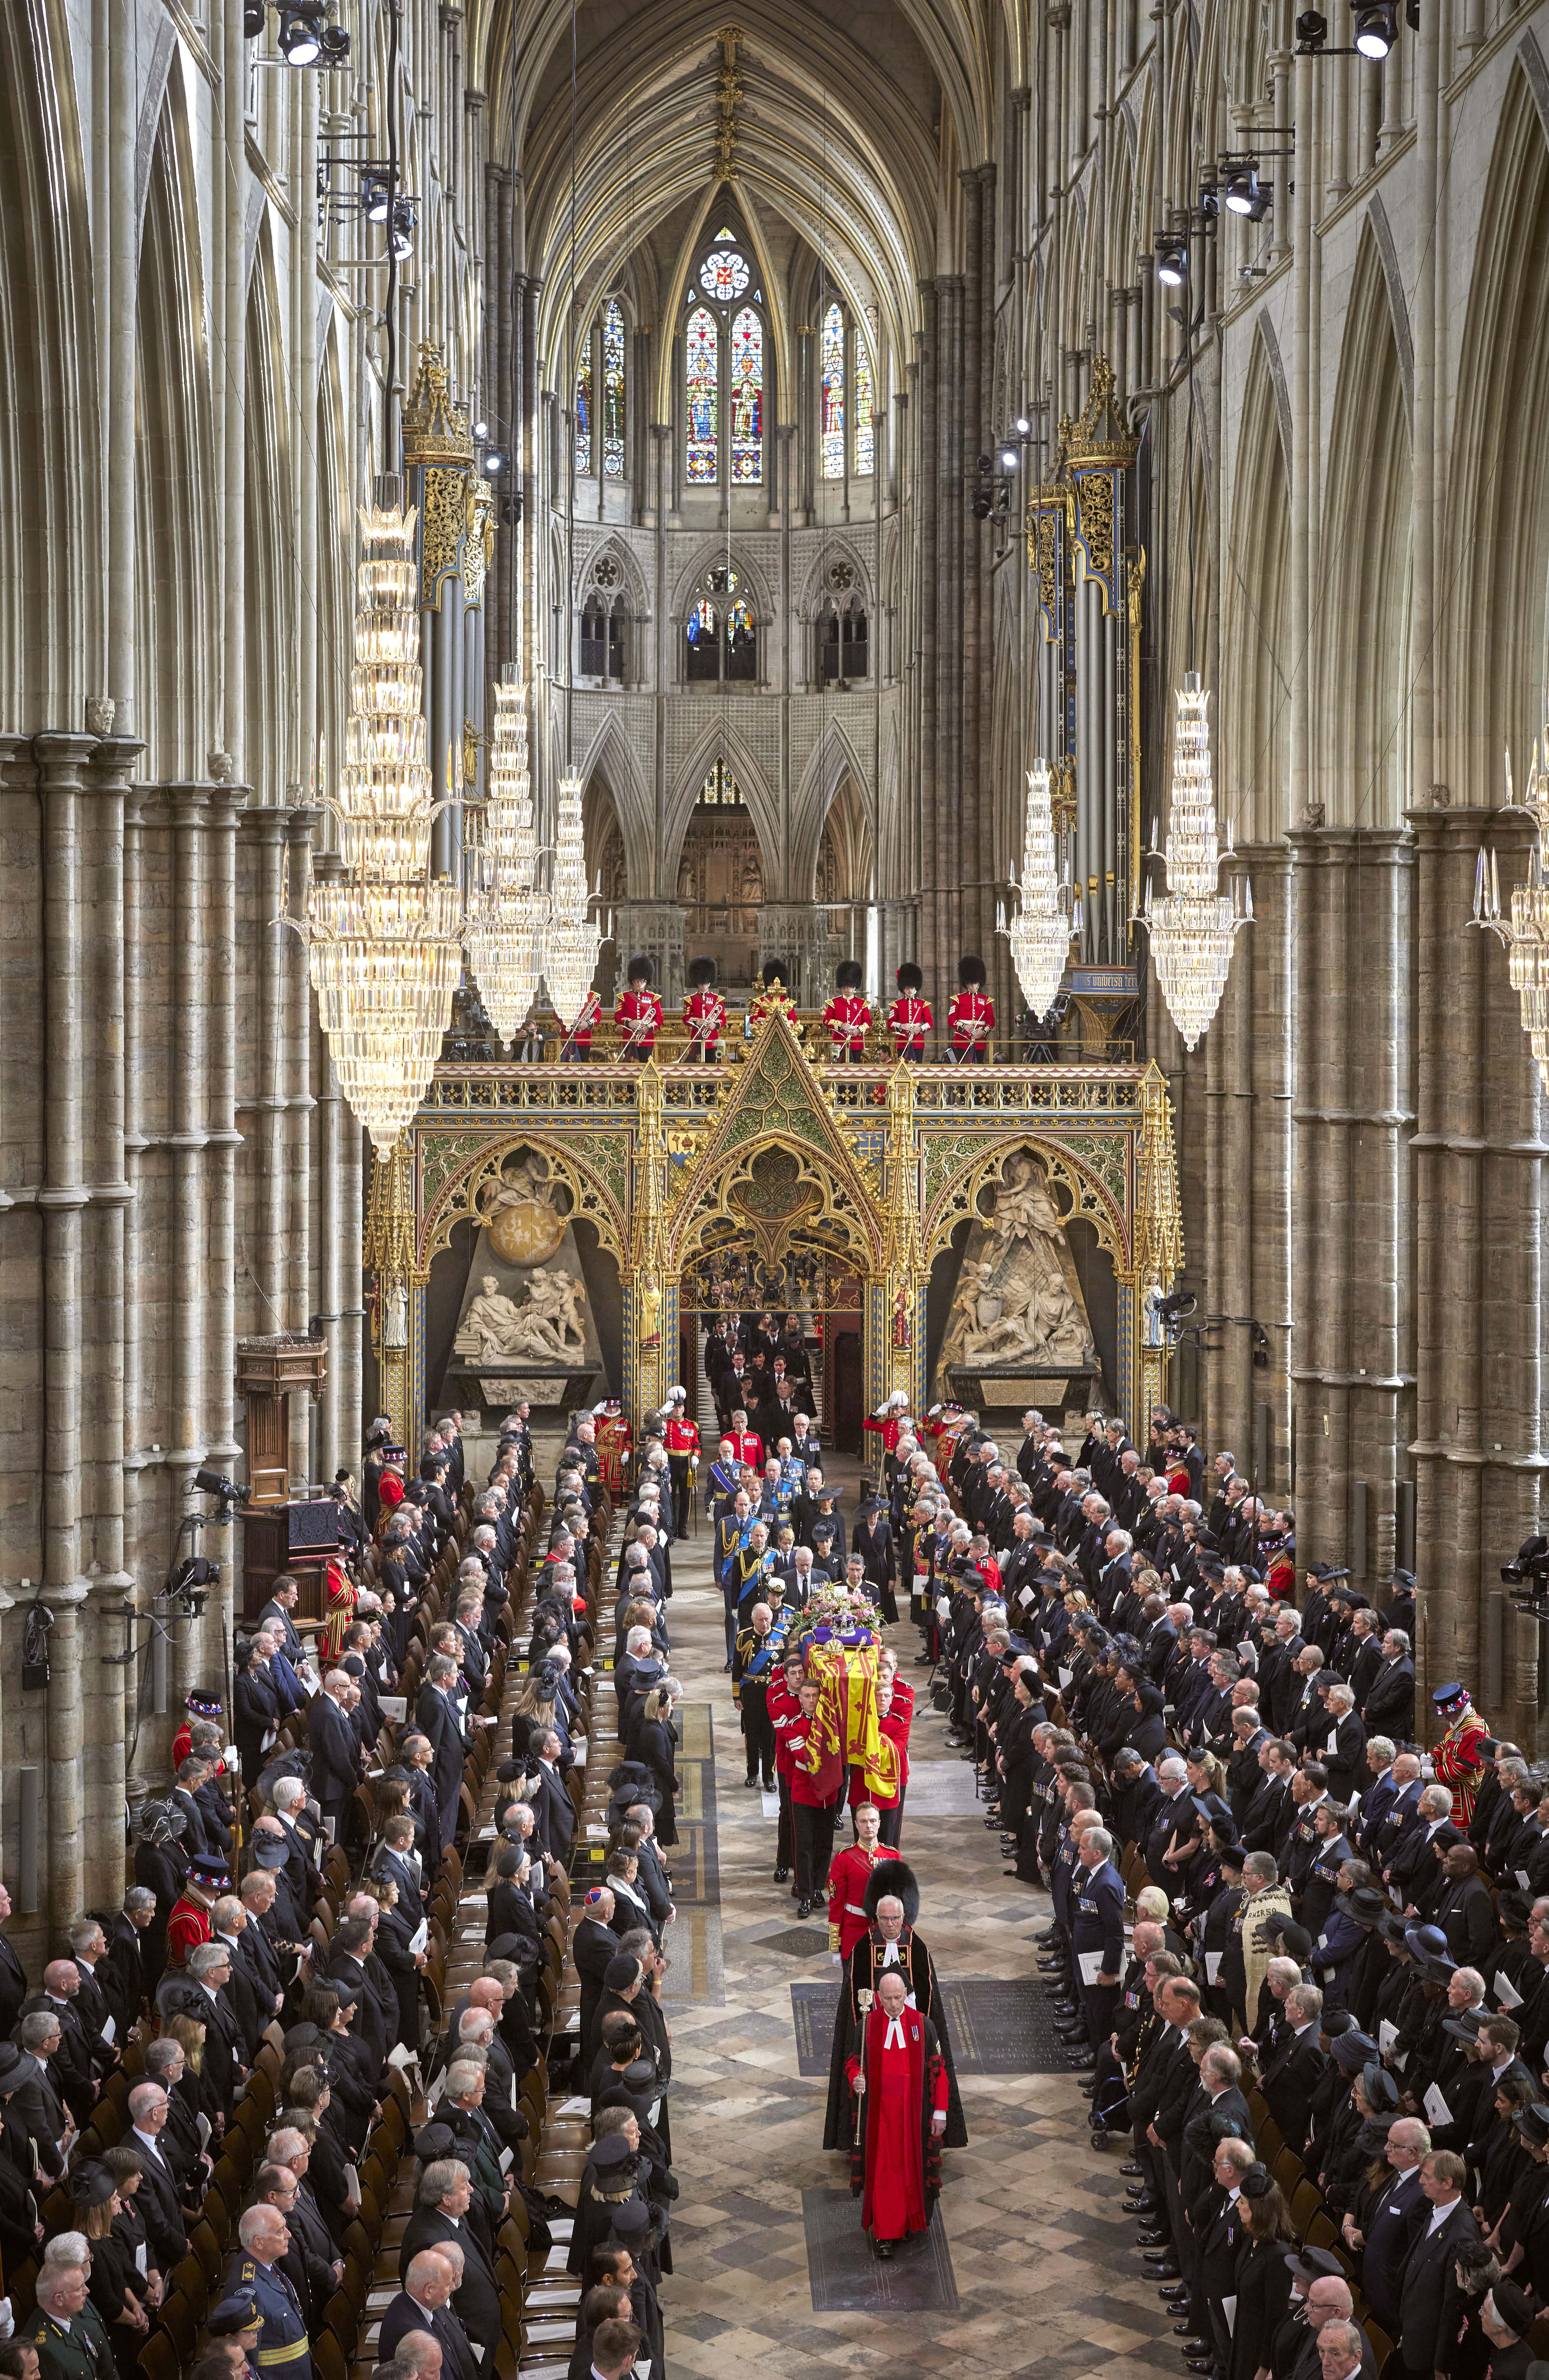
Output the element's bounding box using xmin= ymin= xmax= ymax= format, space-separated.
xmin=851 ymin=1494 xmax=896 ymax=1620
xmin=76 ymin=2162 xmax=150 ymax=2380
xmin=1227 ymin=2169 xmax=1297 ymax=2380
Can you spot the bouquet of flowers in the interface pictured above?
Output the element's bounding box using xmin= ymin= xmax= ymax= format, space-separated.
xmin=800 ymin=1579 xmax=882 ymax=1643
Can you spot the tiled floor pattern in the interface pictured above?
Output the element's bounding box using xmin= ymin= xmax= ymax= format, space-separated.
xmin=649 ymin=1458 xmax=1179 ymax=2379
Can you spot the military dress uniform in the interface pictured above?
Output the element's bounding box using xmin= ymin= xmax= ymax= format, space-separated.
xmin=228 ymin=2252 xmax=312 ymax=2380
xmin=886 ymin=963 xmax=933 ymax=1059
xmin=561 ymin=990 xmax=600 ymax=1062
xmin=947 ymin=974 xmax=995 ymax=1063
xmin=616 ymin=975 xmax=663 ymax=1058
xmin=823 ymin=962 xmax=872 ymax=1063
xmin=683 ymin=976 xmax=726 ymax=1061
xmin=664 ymin=1409 xmax=700 ymax=1541
xmin=23 ymin=2297 xmax=115 ymax=2380
xmin=732 ymin=1613 xmax=790 ymax=1787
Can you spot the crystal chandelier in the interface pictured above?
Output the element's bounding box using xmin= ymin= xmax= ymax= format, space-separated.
xmin=1473 ymin=724 xmax=1549 ymax=1091
xmin=541 ymin=768 xmax=601 ymax=1031
xmin=467 ymin=670 xmax=549 ymax=1043
xmin=1005 ymin=759 xmax=1076 ymax=1017
xmin=304 ymin=496 xmax=463 ymax=1152
xmin=1143 ymin=672 xmax=1251 ymax=1050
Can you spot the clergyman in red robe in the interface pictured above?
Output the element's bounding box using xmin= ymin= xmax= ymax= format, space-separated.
xmin=845 ymin=1968 xmax=949 ymax=2256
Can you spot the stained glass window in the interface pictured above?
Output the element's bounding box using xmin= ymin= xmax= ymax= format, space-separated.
xmin=730 ymin=307 xmax=763 ymax=484
xmin=698 ymin=760 xmax=743 ymax=805
xmin=699 ymin=247 xmax=750 ymax=301
xmin=853 ymin=336 xmax=875 ymax=477
xmin=821 ymin=301 xmax=845 ymax=478
xmin=602 ymin=300 xmax=626 ymax=479
xmin=687 ymin=307 xmax=718 ymax=483
xmin=726 ymin=596 xmax=756 ymax=681
xmin=574 ymin=348 xmax=593 ymax=476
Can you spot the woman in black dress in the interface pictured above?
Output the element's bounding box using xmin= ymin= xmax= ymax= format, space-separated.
xmin=1438 ymin=2242 xmax=1502 ymax=2380
xmin=76 ymin=2162 xmax=151 ymax=2380
xmin=633 ymin=1686 xmax=682 ymax=1848
xmin=1228 ymin=2169 xmax=1297 ymax=2380
xmin=852 ymin=1498 xmax=898 ymax=1624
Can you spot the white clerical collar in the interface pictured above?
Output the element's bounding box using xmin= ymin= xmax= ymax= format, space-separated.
xmin=881 ymin=1940 xmax=901 ymax=1965
xmin=883 ymin=2014 xmax=906 ymax=2049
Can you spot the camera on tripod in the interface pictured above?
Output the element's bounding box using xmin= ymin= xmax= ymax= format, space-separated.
xmin=1501 ymin=1535 xmax=1549 ymax=1611
xmin=195 ymin=1467 xmax=249 ymax=1519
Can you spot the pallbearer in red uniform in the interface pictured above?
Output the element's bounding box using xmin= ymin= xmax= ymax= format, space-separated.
xmin=823 ymin=958 xmax=872 ymax=1062
xmin=616 ymin=956 xmax=663 ymax=1059
xmin=663 ymin=1385 xmax=700 ymax=1541
xmin=886 ymin=961 xmax=932 ymax=1059
xmin=846 ymin=1969 xmax=949 ymax=2257
xmin=827 ymin=1802 xmax=901 ymax=1957
xmin=683 ymin=956 xmax=726 ymax=1062
xmin=948 ymin=953 xmax=995 ymax=1063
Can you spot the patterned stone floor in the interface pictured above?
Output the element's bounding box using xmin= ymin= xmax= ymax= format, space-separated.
xmin=652 ymin=1461 xmax=1178 ymax=2380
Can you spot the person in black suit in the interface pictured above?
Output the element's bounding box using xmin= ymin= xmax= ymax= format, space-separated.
xmin=1364 ymin=1631 xmax=1417 ymax=1740
xmin=0 ymin=1885 xmax=29 ymax=2039
xmin=398 ymin=2165 xmax=503 ymax=2361
xmin=1343 ymin=2117 xmax=1429 ymax=2335
xmin=306 ymin=1673 xmax=362 ymax=1841
xmin=573 ymin=1890 xmax=619 ymax=2073
xmin=377 ymin=2252 xmax=479 ymax=2380
xmin=124 ymin=2081 xmax=188 ymax=2269
xmin=234 ymin=1641 xmax=283 ymax=1788
xmin=530 ymin=1731 xmax=578 ymax=1867
xmin=1262 ymin=1984 xmax=1328 ymax=2154
xmin=416 ymin=1660 xmax=469 ymax=1853
xmin=1397 ymin=2151 xmax=1478 ymax=2376
xmin=1314 ymin=1686 xmax=1369 ymax=1807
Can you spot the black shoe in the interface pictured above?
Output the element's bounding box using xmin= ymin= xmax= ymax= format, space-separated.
xmin=1143 ymin=2250 xmax=1177 ymax=2267
xmin=1175 ymin=2332 xmax=1206 ymax=2346
xmin=1184 ymin=2359 xmax=1216 ymax=2373
xmin=745 ymin=1776 xmax=759 ymax=1788
xmin=1120 ymin=2163 xmax=1143 ymax=2177
xmin=772 ymin=1868 xmax=789 ymax=1883
xmin=1067 ymin=2054 xmax=1095 ymax=2072
xmin=1003 ymin=1867 xmax=1026 ymax=1877
xmin=797 ymin=1897 xmax=813 ymax=1918
xmin=1036 ymin=1929 xmax=1060 ymax=1946
xmin=1125 ymin=2198 xmax=1158 ymax=2215
xmin=1137 ymin=2229 xmax=1169 ymax=2246
xmin=876 ymin=2239 xmax=894 ymax=2260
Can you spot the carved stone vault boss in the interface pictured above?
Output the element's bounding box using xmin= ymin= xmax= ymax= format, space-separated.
xmin=364 ymin=1009 xmax=1184 ymax=1441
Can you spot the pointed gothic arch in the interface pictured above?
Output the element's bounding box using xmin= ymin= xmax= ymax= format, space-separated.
xmin=1317 ymin=227 xmax=1412 ymax=831
xmin=791 ymin=714 xmax=875 ymax=898
xmin=661 ymin=712 xmax=782 ymax=895
xmin=1223 ymin=333 xmax=1293 ymax=843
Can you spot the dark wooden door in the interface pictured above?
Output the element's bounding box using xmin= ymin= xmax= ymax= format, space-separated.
xmin=830 ymin=1327 xmax=863 ymax=1455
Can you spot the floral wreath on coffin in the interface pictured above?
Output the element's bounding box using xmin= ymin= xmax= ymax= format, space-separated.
xmin=795 ymin=1578 xmax=883 ymax=1652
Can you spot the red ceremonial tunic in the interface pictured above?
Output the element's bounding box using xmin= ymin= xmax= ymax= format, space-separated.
xmin=665 ymin=1416 xmax=700 ymax=1459
xmin=377 ymin=1472 xmax=405 ymax=1518
xmin=846 ymin=2004 xmax=948 ymax=2240
xmin=823 ymin=993 xmax=872 ymax=1054
xmin=947 ymin=989 xmax=995 ymax=1054
xmin=886 ymin=995 xmax=933 ymax=1058
xmin=1433 ymin=1712 xmax=1489 ymax=1826
xmin=166 ymin=1892 xmax=213 ymax=1967
xmin=826 ymin=1842 xmax=902 ymax=1956
xmin=320 ymin=1559 xmax=357 ymax=1664
xmin=684 ymin=989 xmax=726 ymax=1054
xmin=862 ymin=1411 xmax=906 ymax=1454
xmin=616 ymin=988 xmax=663 ymax=1053
xmin=172 ymin=1721 xmax=194 ymax=1768
xmin=725 ymin=1428 xmax=764 ymax=1468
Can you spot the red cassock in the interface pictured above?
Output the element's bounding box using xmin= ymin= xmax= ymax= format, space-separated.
xmin=826 ymin=1843 xmax=902 ymax=1956
xmin=846 ymin=2003 xmax=947 ymax=2240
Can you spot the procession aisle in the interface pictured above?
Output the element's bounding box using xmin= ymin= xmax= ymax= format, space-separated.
xmin=653 ymin=1466 xmax=1178 ymax=2380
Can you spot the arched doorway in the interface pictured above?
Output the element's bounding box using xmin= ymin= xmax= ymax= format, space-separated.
xmin=585 ymin=779 xmax=629 ymax=1000
xmin=816 ymin=770 xmax=874 ymax=972
xmin=675 ymin=759 xmax=765 ymax=988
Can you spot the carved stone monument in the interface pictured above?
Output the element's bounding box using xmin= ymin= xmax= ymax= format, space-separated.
xmin=442 ymin=1150 xmax=606 ymax=1412
xmin=934 ymin=1150 xmax=1101 ymax=1413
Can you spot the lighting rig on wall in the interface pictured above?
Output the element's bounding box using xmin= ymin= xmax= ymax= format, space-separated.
xmin=315 ymin=142 xmax=417 ymax=270
xmin=244 ymin=0 xmax=350 ymax=62
xmin=1295 ymin=0 xmax=1418 ymax=55
xmin=972 ymin=427 xmax=1031 ymax=554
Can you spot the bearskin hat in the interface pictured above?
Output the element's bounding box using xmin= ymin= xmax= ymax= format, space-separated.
xmin=958 ymin=953 xmax=987 ymax=988
xmin=863 ymin=1856 xmax=920 ymax=1928
xmin=626 ymin=955 xmax=655 ymax=986
xmin=896 ymin=961 xmax=924 ymax=993
xmin=687 ymin=956 xmax=718 ymax=988
xmin=836 ymin=958 xmax=864 ymax=990
xmin=762 ymin=957 xmax=790 ymax=988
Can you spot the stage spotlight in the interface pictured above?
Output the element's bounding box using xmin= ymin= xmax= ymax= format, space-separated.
xmin=1225 ymin=167 xmax=1270 ymax=220
xmin=1353 ymin=1 xmax=1396 ymax=55
xmin=278 ymin=4 xmax=323 ymax=61
xmin=1156 ymin=236 xmax=1188 ymax=287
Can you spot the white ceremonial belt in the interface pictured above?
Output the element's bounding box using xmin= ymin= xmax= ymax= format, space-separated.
xmin=845 ymin=1902 xmax=868 ymax=1915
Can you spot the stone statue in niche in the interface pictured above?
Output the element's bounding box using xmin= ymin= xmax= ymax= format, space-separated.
xmin=934 ymin=1151 xmax=1097 ymax=1397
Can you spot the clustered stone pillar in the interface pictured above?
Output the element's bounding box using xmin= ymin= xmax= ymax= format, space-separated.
xmin=1289 ymin=829 xmax=1415 ymax=1580
xmin=1410 ymin=806 xmax=1545 ymax=1731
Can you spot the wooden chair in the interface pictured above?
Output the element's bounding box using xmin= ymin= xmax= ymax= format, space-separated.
xmin=1288 ymin=2177 xmax=1324 ymax=2238
xmin=137 ymin=2332 xmax=184 ymax=2380
xmin=156 ymin=2290 xmax=201 ymax=2362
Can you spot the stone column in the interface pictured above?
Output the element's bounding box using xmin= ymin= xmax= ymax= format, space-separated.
xmin=286 ymin=807 xmax=319 ymax=1480
xmin=1289 ymin=829 xmax=1415 ymax=1576
xmin=1410 ymin=806 xmax=1545 ymax=1731
xmin=916 ymin=289 xmax=939 ymax=986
